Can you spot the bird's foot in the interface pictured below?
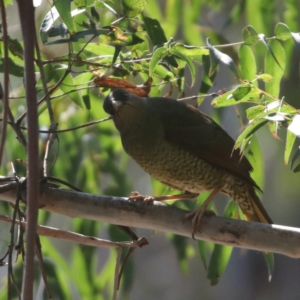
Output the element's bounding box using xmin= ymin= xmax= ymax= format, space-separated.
xmin=185 ymin=208 xmax=216 ymax=239
xmin=128 ymin=191 xmax=154 ymax=203
xmin=129 ymin=191 xmax=199 ymax=203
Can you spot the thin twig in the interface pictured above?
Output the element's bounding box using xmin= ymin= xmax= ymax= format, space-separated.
xmin=35 ymin=37 xmax=58 ymax=177
xmin=35 ymin=235 xmax=52 ymax=299
xmin=113 ymin=247 xmax=122 ymax=300
xmin=0 ymin=215 xmax=142 ymax=248
xmin=15 ymin=207 xmax=25 ymax=262
xmin=35 ymin=39 xmax=56 ymax=126
xmin=0 ymin=0 xmax=9 ymax=167
xmin=8 ymin=179 xmax=24 ymax=300
xmin=17 ymin=35 xmax=97 ymax=125
xmin=46 ymin=176 xmax=82 ymax=191
xmin=117 ymin=246 xmax=136 ymax=290
xmin=0 ymin=246 xmax=10 ymax=265
xmin=0 ymin=0 xmax=27 ymax=153
xmin=15 ymin=117 xmax=112 ymax=134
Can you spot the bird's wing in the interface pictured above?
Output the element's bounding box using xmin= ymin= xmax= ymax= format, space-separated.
xmin=156 ymin=100 xmax=260 ymax=190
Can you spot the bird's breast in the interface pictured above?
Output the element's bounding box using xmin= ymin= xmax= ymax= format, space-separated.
xmin=123 ymin=137 xmax=228 ymax=193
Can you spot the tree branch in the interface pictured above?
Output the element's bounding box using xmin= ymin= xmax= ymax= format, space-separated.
xmin=16 ymin=1 xmax=39 ymax=298
xmin=0 ymin=215 xmax=141 ymax=249
xmin=1 ymin=181 xmax=300 ymax=258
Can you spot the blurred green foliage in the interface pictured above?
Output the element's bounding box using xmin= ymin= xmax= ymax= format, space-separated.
xmin=1 ymin=0 xmax=300 ymax=298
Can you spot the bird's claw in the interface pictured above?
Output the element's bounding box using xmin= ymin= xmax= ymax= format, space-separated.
xmin=185 ymin=209 xmax=216 ymax=239
xmin=128 ymin=191 xmax=154 ymax=204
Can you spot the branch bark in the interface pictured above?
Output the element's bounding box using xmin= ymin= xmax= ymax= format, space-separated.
xmin=1 ymin=181 xmax=300 ymax=258
xmin=16 ymin=1 xmax=39 ymax=298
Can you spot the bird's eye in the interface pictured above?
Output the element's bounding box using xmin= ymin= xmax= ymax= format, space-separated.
xmin=112 ymin=89 xmax=129 ymax=102
xmin=121 ymin=91 xmax=129 ymax=101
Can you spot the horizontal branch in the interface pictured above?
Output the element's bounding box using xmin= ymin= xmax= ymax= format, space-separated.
xmin=1 ymin=180 xmax=300 ymax=258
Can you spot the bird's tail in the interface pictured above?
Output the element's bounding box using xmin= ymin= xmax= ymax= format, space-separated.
xmin=225 ymin=180 xmax=273 ymax=224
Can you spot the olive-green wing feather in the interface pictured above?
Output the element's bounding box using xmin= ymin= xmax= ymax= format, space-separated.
xmin=150 ymin=97 xmax=260 ymax=191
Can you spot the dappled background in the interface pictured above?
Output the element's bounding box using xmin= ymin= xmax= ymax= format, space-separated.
xmin=1 ymin=0 xmax=300 ymax=299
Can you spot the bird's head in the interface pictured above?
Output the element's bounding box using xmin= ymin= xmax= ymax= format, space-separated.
xmin=103 ymin=88 xmax=130 ymax=115
xmin=103 ymin=88 xmax=148 ymax=130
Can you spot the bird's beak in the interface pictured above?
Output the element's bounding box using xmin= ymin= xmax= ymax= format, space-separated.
xmin=111 ymin=99 xmax=122 ymax=111
xmin=103 ymin=90 xmax=127 ymax=115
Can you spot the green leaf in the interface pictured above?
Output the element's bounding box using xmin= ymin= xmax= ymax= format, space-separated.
xmin=235 ymin=119 xmax=269 ymax=149
xmin=212 ymin=87 xmax=261 ymax=108
xmin=112 ymin=45 xmax=122 ymax=64
xmin=239 ymin=44 xmax=257 ymax=84
xmin=278 ymin=103 xmax=297 ymax=114
xmin=288 ymin=114 xmax=300 ymax=137
xmin=268 ymin=121 xmax=278 ymax=139
xmin=150 ymin=64 xmax=175 ymax=80
xmin=262 ymin=252 xmax=275 ymax=282
xmin=257 ymin=73 xmax=273 ymax=82
xmin=245 ymin=135 xmax=264 ymax=188
xmin=242 ymin=25 xmax=259 ymax=45
xmin=198 ymin=240 xmax=208 ymax=270
xmin=291 ymin=147 xmax=300 ymax=172
xmin=275 ymin=22 xmax=292 ymax=41
xmin=52 ymin=65 xmax=84 ymax=108
xmin=100 ymin=26 xmax=144 ymax=46
xmin=265 ymin=39 xmax=286 ymax=98
xmin=7 ymin=37 xmax=23 ymax=59
xmin=40 ymin=7 xmax=60 ymax=43
xmin=293 ymin=164 xmax=300 ymax=173
xmin=83 ymin=42 xmax=115 ymax=56
xmin=285 ymin=128 xmax=297 ymax=165
xmin=207 ymin=201 xmax=235 ymax=285
xmin=96 ymin=250 xmax=117 ymax=295
xmin=42 ymin=259 xmax=69 ymax=299
xmin=72 ymin=246 xmax=93 ymax=297
xmin=74 ymin=72 xmax=93 ymax=109
xmin=0 ymin=57 xmax=23 ymax=77
xmin=143 ymin=16 xmax=167 ymax=46
xmin=169 ymin=43 xmax=208 ymax=62
xmin=122 ymin=0 xmax=146 ymax=17
xmin=199 ymin=54 xmax=217 ymax=97
xmin=231 ymin=84 xmax=251 ymax=100
xmin=40 ymin=7 xmax=88 ymax=43
xmin=91 ymin=7 xmax=100 ymax=22
xmin=246 ymin=100 xmax=295 ymax=122
xmin=206 ymin=39 xmax=240 ymax=78
xmin=291 ymin=32 xmax=300 ymax=58
xmin=54 ymin=0 xmax=75 ymax=33
xmin=74 ymin=0 xmax=87 ymax=8
xmin=45 ymin=28 xmax=110 ymax=45
xmin=265 ymin=111 xmax=290 ymax=122
xmin=73 ymin=28 xmax=109 ymax=41
xmin=149 ymin=46 xmax=168 ymax=77
xmin=196 ymin=192 xmax=214 ymax=269
xmin=164 ymin=0 xmax=181 ymax=37
xmin=206 ymin=40 xmax=219 ymax=76
xmin=246 ymin=105 xmax=265 ymax=120
xmin=261 ymin=35 xmax=283 ymax=71
xmin=169 ymin=46 xmax=196 ymax=86
xmin=41 ymin=237 xmax=77 ymax=292
xmin=171 ymin=235 xmax=191 ymax=274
